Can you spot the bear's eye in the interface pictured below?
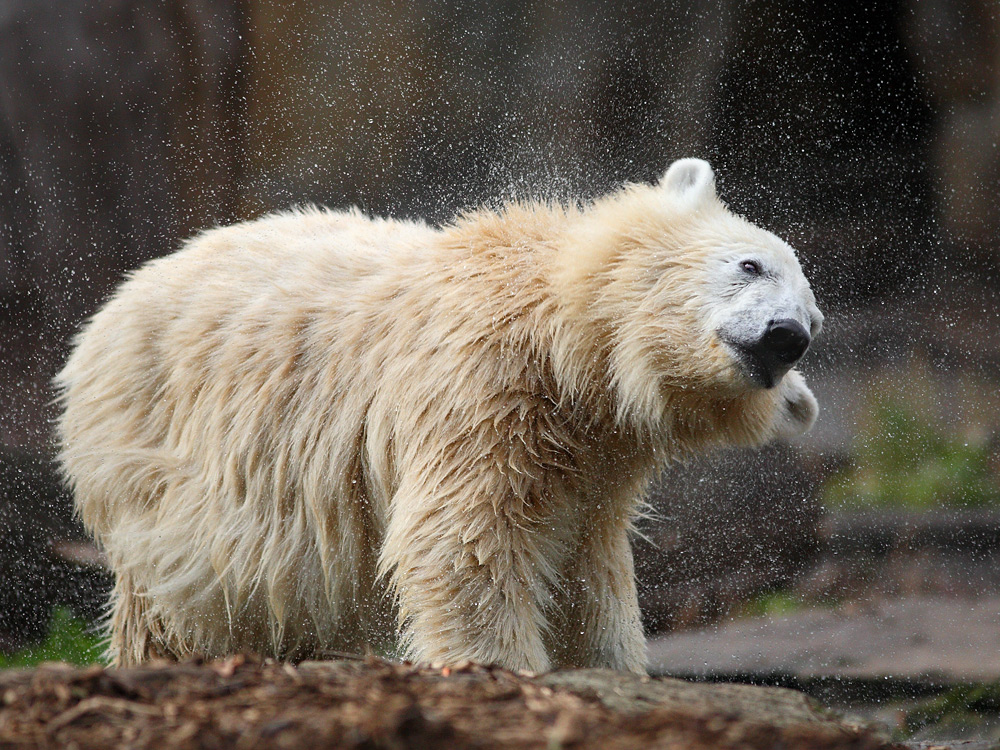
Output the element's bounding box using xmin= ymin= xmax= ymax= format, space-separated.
xmin=740 ymin=259 xmax=762 ymax=276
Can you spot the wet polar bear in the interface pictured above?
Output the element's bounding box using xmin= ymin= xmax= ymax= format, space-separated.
xmin=57 ymin=159 xmax=822 ymax=672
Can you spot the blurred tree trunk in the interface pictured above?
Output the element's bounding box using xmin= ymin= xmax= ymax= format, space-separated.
xmin=239 ymin=0 xmax=736 ymax=219
xmin=0 ymin=0 xmax=248 ymax=449
xmin=902 ymin=0 xmax=1000 ymax=256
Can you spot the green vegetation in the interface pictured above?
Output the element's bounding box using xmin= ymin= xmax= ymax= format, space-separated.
xmin=738 ymin=590 xmax=812 ymax=618
xmin=822 ymin=371 xmax=1000 ymax=510
xmin=901 ymin=683 xmax=1000 ymax=739
xmin=0 ymin=608 xmax=106 ymax=669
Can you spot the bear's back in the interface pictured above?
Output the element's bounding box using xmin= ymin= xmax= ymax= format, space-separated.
xmin=57 ymin=209 xmax=436 ymax=535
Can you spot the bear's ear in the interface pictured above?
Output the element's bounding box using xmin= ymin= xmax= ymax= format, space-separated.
xmin=659 ymin=158 xmax=717 ymax=207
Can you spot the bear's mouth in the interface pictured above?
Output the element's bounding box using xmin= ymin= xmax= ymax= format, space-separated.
xmin=734 ymin=347 xmax=780 ymax=389
xmin=718 ymin=336 xmax=783 ymax=390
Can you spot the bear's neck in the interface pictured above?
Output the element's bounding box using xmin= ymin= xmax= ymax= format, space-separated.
xmin=544 ymin=212 xmax=760 ymax=457
xmin=441 ymin=202 xmax=748 ymax=463
xmin=543 ymin=212 xmax=658 ymax=434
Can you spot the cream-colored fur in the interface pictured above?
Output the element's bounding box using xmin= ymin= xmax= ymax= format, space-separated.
xmin=56 ymin=159 xmax=821 ymax=673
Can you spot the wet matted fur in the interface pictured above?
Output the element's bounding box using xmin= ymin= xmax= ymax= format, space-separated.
xmin=56 ymin=159 xmax=821 ymax=672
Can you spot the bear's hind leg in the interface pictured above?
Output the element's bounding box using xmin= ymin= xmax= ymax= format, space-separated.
xmin=107 ymin=570 xmax=187 ymax=666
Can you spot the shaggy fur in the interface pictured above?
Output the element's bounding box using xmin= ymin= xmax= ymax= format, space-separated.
xmin=56 ymin=159 xmax=821 ymax=672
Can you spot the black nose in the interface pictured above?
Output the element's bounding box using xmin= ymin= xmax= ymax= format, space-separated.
xmin=755 ymin=319 xmax=811 ymax=367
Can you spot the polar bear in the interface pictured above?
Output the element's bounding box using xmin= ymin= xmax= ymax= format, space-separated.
xmin=56 ymin=159 xmax=822 ymax=673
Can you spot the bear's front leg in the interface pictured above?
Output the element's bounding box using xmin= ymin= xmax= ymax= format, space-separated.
xmin=553 ymin=513 xmax=646 ymax=674
xmin=771 ymin=369 xmax=818 ymax=440
xmin=380 ymin=469 xmax=557 ymax=673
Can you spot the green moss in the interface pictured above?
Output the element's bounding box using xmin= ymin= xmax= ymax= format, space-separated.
xmin=902 ymin=683 xmax=1000 ymax=737
xmin=823 ymin=382 xmax=1000 ymax=510
xmin=739 ymin=590 xmax=809 ymax=618
xmin=737 ymin=590 xmax=842 ymax=619
xmin=0 ymin=608 xmax=106 ymax=669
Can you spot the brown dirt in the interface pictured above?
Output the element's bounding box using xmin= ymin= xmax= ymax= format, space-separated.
xmin=0 ymin=656 xmax=900 ymax=750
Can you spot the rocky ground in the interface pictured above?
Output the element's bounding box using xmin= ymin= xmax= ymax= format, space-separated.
xmin=648 ymin=596 xmax=1000 ymax=683
xmin=646 ymin=510 xmax=1000 ymax=748
xmin=0 ymin=656 xmax=900 ymax=750
xmin=648 ymin=594 xmax=1000 ymax=748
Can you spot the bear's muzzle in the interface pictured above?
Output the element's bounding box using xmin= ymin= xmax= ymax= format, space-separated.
xmin=741 ymin=318 xmax=811 ymax=389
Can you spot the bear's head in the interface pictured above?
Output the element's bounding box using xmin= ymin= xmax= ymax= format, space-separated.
xmin=655 ymin=159 xmax=823 ymax=392
xmin=557 ymin=158 xmax=822 ymax=443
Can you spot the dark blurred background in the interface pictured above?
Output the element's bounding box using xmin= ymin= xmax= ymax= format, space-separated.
xmin=2 ymin=0 xmax=998 ymax=449
xmin=1 ymin=0 xmax=998 ymax=652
